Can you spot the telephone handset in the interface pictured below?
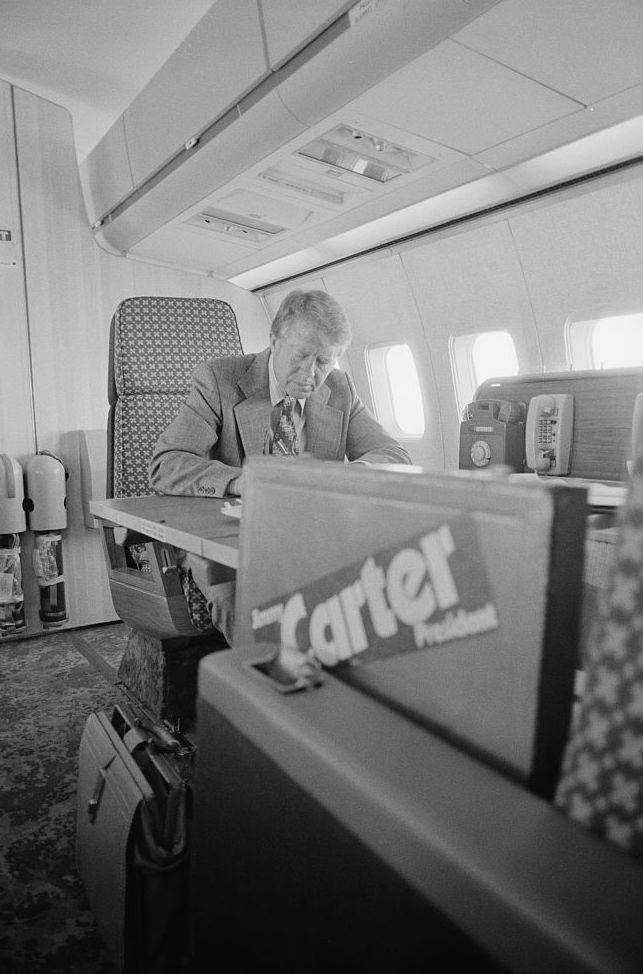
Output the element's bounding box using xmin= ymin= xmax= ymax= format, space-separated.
xmin=458 ymin=398 xmax=525 ymax=472
xmin=525 ymin=394 xmax=574 ymax=475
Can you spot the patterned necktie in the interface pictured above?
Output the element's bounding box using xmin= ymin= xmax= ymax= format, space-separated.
xmin=270 ymin=395 xmax=299 ymax=455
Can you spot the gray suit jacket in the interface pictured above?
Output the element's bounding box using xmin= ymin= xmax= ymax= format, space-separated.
xmin=149 ymin=347 xmax=412 ymax=496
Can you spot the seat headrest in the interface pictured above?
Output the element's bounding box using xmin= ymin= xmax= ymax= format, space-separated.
xmin=108 ymin=296 xmax=242 ymax=403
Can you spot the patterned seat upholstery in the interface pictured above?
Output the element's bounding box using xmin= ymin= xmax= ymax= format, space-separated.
xmin=108 ymin=295 xmax=242 ymax=630
xmin=109 ymin=295 xmax=242 ymax=499
xmin=555 ymin=457 xmax=643 ymax=858
xmin=102 ymin=296 xmax=243 ymax=720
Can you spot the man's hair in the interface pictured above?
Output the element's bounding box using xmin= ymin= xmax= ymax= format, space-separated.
xmin=270 ymin=289 xmax=352 ymax=347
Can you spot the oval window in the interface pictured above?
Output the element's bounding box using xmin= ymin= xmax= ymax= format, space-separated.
xmin=366 ymin=343 xmax=425 ymax=437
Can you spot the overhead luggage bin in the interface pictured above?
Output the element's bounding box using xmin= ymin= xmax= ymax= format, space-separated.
xmin=82 ymin=0 xmax=499 ymax=253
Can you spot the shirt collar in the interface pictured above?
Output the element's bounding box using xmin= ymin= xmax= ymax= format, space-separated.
xmin=268 ymin=353 xmax=306 ymax=412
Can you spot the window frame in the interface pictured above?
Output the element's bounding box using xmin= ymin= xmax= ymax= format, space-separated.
xmin=364 ymin=341 xmax=425 ymax=439
xmin=449 ymin=329 xmax=520 ymax=417
xmin=565 ymin=312 xmax=643 ymax=370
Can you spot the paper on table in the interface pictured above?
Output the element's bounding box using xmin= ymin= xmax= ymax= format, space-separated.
xmin=586 ymin=482 xmax=627 ymax=508
xmin=509 ymin=473 xmax=627 ymax=508
xmin=222 ymin=500 xmax=242 ymax=519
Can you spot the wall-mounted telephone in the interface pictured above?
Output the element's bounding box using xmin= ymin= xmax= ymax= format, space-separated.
xmin=459 ymin=398 xmax=526 ymax=472
xmin=525 ymin=394 xmax=574 ymax=475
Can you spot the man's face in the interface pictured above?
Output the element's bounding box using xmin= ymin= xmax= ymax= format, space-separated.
xmin=271 ymin=317 xmax=345 ymax=399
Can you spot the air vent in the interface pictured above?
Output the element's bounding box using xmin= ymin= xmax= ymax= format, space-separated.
xmin=185 ymin=208 xmax=285 ymax=242
xmin=297 ymin=125 xmax=435 ymax=183
xmin=258 ymin=168 xmax=345 ymax=205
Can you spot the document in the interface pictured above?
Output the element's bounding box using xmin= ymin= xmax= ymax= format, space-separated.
xmin=222 ymin=500 xmax=242 ymax=519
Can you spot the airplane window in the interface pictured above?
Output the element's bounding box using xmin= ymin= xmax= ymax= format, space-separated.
xmin=472 ymin=331 xmax=519 ymax=387
xmin=566 ymin=313 xmax=643 ymax=369
xmin=386 ymin=344 xmax=425 ymax=436
xmin=365 ymin=343 xmax=425 ymax=438
xmin=592 ymin=315 xmax=643 ymax=368
xmin=450 ymin=330 xmax=519 ymax=415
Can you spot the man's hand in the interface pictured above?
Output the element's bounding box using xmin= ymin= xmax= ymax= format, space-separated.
xmin=228 ymin=469 xmax=246 ymax=497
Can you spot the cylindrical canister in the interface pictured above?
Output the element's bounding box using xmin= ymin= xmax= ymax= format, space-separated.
xmin=0 ymin=455 xmax=27 ymax=534
xmin=0 ymin=534 xmax=26 ymax=635
xmin=33 ymin=532 xmax=67 ymax=627
xmin=24 ymin=452 xmax=67 ymax=531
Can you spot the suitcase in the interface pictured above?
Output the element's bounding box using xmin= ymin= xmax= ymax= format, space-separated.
xmin=76 ymin=700 xmax=195 ymax=973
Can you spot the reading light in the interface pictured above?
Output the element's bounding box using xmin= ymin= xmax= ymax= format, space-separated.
xmin=297 ymin=125 xmax=435 ymax=183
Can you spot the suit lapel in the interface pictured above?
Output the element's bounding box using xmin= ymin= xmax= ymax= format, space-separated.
xmin=305 ymin=385 xmax=343 ymax=459
xmin=234 ymin=349 xmax=272 ymax=456
xmin=233 ymin=352 xmax=345 ymax=460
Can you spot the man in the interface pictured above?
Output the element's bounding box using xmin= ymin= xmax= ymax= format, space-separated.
xmin=149 ymin=289 xmax=412 ymax=640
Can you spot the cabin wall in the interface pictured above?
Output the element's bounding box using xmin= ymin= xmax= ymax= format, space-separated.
xmin=1 ymin=83 xmax=269 ymax=639
xmin=259 ymin=165 xmax=643 ymax=471
xmin=0 ymin=82 xmax=32 ymax=462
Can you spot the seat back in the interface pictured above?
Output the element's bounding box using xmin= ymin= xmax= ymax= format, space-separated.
xmin=233 ymin=456 xmax=587 ymax=799
xmin=196 ymin=460 xmax=643 ymax=971
xmin=103 ymin=296 xmax=242 ymax=640
xmin=108 ymin=295 xmax=242 ymax=499
xmin=555 ymin=410 xmax=643 ymax=858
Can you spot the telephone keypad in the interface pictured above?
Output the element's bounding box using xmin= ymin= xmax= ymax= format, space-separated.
xmin=537 ymin=416 xmax=557 ymax=448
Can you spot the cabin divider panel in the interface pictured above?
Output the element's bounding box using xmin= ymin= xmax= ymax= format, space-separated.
xmin=475 ymin=368 xmax=643 ymax=482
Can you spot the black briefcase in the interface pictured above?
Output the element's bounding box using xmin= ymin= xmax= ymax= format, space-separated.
xmin=76 ymin=701 xmax=194 ymax=973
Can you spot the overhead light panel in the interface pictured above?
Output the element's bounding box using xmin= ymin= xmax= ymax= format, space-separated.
xmin=185 ymin=207 xmax=285 ymax=243
xmin=297 ymin=125 xmax=435 ymax=183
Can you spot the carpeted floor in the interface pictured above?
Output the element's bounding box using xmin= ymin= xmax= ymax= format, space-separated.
xmin=0 ymin=622 xmax=128 ymax=973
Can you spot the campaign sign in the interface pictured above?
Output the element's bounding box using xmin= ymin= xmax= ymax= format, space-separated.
xmin=250 ymin=516 xmax=499 ymax=666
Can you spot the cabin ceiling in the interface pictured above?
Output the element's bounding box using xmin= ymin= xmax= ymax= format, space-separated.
xmin=0 ymin=0 xmax=214 ymax=162
xmin=3 ymin=1 xmax=643 ymax=290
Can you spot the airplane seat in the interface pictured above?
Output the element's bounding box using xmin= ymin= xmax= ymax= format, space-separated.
xmin=554 ymin=407 xmax=643 ymax=859
xmin=100 ymin=295 xmax=243 ymax=722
